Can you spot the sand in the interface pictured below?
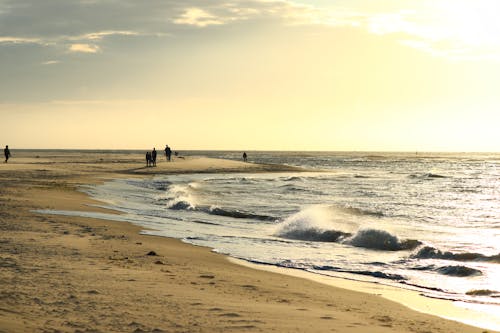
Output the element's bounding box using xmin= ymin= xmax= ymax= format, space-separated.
xmin=0 ymin=151 xmax=494 ymax=333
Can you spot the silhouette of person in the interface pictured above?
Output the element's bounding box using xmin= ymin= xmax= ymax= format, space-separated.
xmin=165 ymin=145 xmax=172 ymax=162
xmin=146 ymin=151 xmax=151 ymax=167
xmin=164 ymin=145 xmax=169 ymax=161
xmin=4 ymin=145 xmax=11 ymax=163
xmin=242 ymin=152 xmax=247 ymax=162
xmin=152 ymin=148 xmax=157 ymax=167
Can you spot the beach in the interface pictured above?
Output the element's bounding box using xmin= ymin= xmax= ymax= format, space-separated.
xmin=0 ymin=151 xmax=495 ymax=333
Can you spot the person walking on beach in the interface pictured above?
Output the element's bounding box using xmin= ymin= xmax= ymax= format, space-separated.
xmin=4 ymin=145 xmax=11 ymax=163
xmin=152 ymin=148 xmax=157 ymax=167
xmin=242 ymin=152 xmax=247 ymax=162
xmin=146 ymin=151 xmax=151 ymax=167
xmin=165 ymin=145 xmax=172 ymax=162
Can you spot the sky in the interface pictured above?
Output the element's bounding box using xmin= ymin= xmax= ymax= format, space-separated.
xmin=1 ymin=0 xmax=500 ymax=151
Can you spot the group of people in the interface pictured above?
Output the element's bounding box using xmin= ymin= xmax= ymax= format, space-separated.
xmin=145 ymin=145 xmax=173 ymax=167
xmin=3 ymin=144 xmax=246 ymax=166
xmin=145 ymin=148 xmax=157 ymax=167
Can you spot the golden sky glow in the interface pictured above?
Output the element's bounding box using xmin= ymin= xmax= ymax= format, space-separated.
xmin=1 ymin=0 xmax=500 ymax=151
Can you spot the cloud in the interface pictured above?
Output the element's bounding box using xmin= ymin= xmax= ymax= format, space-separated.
xmin=171 ymin=1 xmax=322 ymax=27
xmin=0 ymin=36 xmax=45 ymax=45
xmin=74 ymin=30 xmax=140 ymax=41
xmin=68 ymin=43 xmax=100 ymax=53
xmin=174 ymin=8 xmax=225 ymax=27
xmin=0 ymin=0 xmax=499 ymax=60
xmin=290 ymin=0 xmax=500 ymax=61
xmin=41 ymin=60 xmax=60 ymax=65
xmin=0 ymin=30 xmax=141 ymax=53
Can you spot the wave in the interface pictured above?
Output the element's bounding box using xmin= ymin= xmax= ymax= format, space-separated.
xmin=347 ymin=270 xmax=405 ymax=281
xmin=279 ymin=228 xmax=350 ymax=242
xmin=160 ymin=183 xmax=200 ymax=210
xmin=207 ymin=206 xmax=276 ymax=221
xmin=412 ymin=246 xmax=500 ymax=263
xmin=311 ymin=266 xmax=405 ymax=281
xmin=345 ymin=229 xmax=422 ymax=251
xmin=279 ymin=184 xmax=309 ymax=192
xmin=466 ymin=289 xmax=499 ymax=297
xmin=275 ymin=206 xmax=420 ymax=251
xmin=338 ymin=206 xmax=384 ymax=218
xmin=436 ymin=265 xmax=482 ymax=277
xmin=281 ymin=176 xmax=303 ymax=182
xmin=151 ymin=180 xmax=173 ymax=191
xmin=409 ymin=173 xmax=448 ymax=179
xmin=274 ymin=206 xmax=353 ymax=242
xmin=245 ymin=259 xmax=405 ymax=283
xmin=167 ymin=199 xmax=195 ymax=210
xmin=167 ymin=201 xmax=276 ymax=221
xmin=128 ymin=179 xmax=172 ymax=191
xmin=410 ymin=264 xmax=436 ymax=271
xmin=410 ymin=264 xmax=483 ymax=278
xmin=159 ymin=183 xmax=277 ymax=221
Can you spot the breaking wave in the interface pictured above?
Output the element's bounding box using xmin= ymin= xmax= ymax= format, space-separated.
xmin=436 ymin=265 xmax=482 ymax=277
xmin=412 ymin=246 xmax=500 ymax=263
xmin=274 ymin=206 xmax=352 ymax=242
xmin=279 ymin=228 xmax=350 ymax=242
xmin=345 ymin=229 xmax=422 ymax=251
xmin=160 ymin=183 xmax=199 ymax=210
xmin=167 ymin=199 xmax=195 ymax=210
xmin=275 ymin=206 xmax=420 ymax=251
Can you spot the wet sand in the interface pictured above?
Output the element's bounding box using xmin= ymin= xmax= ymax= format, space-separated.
xmin=0 ymin=151 xmax=494 ymax=333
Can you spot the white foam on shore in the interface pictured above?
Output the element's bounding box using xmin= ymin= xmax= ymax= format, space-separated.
xmin=228 ymin=257 xmax=500 ymax=332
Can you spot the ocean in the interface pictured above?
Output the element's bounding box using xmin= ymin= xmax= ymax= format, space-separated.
xmin=42 ymin=151 xmax=500 ymax=327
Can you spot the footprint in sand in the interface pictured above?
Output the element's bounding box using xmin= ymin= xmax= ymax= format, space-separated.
xmin=320 ymin=316 xmax=335 ymax=320
xmin=199 ymin=274 xmax=215 ymax=279
xmin=240 ymin=284 xmax=258 ymax=290
xmin=209 ymin=307 xmax=224 ymax=312
xmin=219 ymin=313 xmax=241 ymax=318
xmin=372 ymin=315 xmax=393 ymax=327
xmin=190 ymin=302 xmax=203 ymax=306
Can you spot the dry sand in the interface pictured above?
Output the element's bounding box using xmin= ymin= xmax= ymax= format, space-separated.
xmin=0 ymin=151 xmax=494 ymax=333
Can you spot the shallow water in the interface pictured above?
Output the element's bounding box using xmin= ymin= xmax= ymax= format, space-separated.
xmin=43 ymin=151 xmax=500 ymax=326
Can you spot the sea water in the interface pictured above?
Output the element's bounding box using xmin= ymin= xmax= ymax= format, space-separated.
xmin=43 ymin=151 xmax=500 ymax=327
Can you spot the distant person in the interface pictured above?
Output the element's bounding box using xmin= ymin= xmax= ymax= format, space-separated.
xmin=164 ymin=145 xmax=169 ymax=161
xmin=4 ymin=145 xmax=11 ymax=163
xmin=152 ymin=148 xmax=157 ymax=167
xmin=242 ymin=152 xmax=247 ymax=162
xmin=165 ymin=145 xmax=172 ymax=162
xmin=146 ymin=151 xmax=151 ymax=167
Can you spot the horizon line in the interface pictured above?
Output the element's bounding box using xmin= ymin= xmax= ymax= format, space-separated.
xmin=6 ymin=148 xmax=500 ymax=154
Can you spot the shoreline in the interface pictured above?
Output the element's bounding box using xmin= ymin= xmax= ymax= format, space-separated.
xmin=229 ymin=258 xmax=500 ymax=332
xmin=1 ymin=152 xmax=496 ymax=332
